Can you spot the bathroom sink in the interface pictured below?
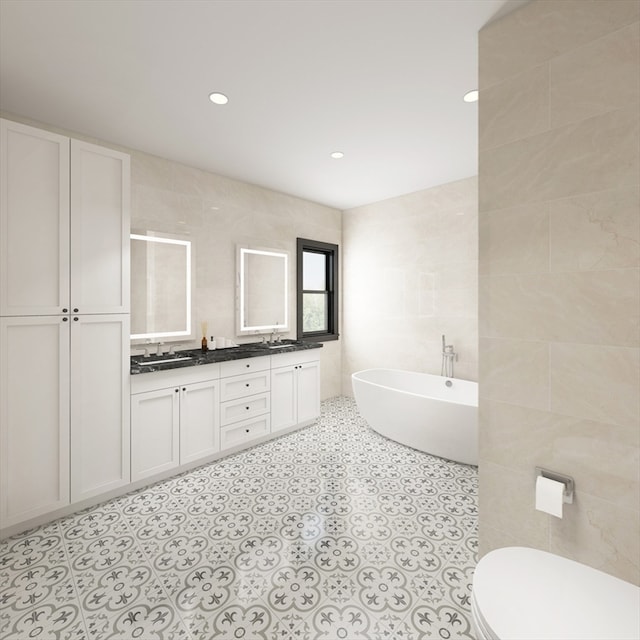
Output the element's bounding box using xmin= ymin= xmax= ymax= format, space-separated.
xmin=138 ymin=356 xmax=193 ymax=365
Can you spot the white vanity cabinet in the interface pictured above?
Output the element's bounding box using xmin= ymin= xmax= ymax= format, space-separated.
xmin=271 ymin=350 xmax=321 ymax=433
xmin=219 ymin=356 xmax=271 ymax=451
xmin=130 ymin=364 xmax=221 ymax=481
xmin=0 ymin=118 xmax=131 ymax=534
xmin=131 ymin=386 xmax=180 ymax=482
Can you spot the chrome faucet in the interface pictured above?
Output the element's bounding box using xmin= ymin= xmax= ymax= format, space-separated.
xmin=441 ymin=335 xmax=457 ymax=378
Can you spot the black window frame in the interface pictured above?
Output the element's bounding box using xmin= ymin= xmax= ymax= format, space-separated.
xmin=296 ymin=238 xmax=339 ymax=342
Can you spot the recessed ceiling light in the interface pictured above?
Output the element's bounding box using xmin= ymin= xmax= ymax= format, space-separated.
xmin=209 ymin=92 xmax=228 ymax=105
xmin=463 ymin=90 xmax=478 ymax=103
xmin=330 ymin=151 xmax=344 ymax=159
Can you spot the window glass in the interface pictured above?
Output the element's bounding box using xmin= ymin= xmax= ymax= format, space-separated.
xmin=303 ymin=251 xmax=326 ymax=290
xmin=303 ymin=293 xmax=328 ymax=332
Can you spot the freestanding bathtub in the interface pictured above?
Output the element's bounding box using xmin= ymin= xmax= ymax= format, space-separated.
xmin=352 ymin=369 xmax=478 ymax=465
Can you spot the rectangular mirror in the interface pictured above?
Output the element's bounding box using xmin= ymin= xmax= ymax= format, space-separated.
xmin=131 ymin=233 xmax=193 ymax=341
xmin=237 ymin=246 xmax=288 ymax=335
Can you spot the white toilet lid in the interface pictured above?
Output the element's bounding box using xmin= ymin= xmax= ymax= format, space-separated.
xmin=472 ymin=547 xmax=640 ymax=640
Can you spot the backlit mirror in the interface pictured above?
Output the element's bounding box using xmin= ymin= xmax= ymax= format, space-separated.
xmin=130 ymin=233 xmax=193 ymax=341
xmin=237 ymin=246 xmax=288 ymax=335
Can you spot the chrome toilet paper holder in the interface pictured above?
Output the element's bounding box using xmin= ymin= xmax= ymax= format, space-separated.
xmin=535 ymin=467 xmax=574 ymax=504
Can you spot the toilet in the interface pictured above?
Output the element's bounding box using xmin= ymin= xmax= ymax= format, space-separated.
xmin=471 ymin=547 xmax=640 ymax=640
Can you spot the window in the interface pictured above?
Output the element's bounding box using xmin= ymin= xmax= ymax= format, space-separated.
xmin=297 ymin=238 xmax=339 ymax=342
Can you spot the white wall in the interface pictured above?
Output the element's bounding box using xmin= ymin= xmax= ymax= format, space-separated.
xmin=341 ymin=176 xmax=478 ymax=395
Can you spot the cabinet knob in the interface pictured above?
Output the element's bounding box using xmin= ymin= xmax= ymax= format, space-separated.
xmin=62 ymin=308 xmax=68 ymax=313
xmin=245 ymin=383 xmax=250 ymax=387
xmin=245 ymin=429 xmax=250 ymax=433
xmin=62 ymin=317 xmax=68 ymax=322
xmin=175 ymin=389 xmax=179 ymax=393
xmin=182 ymin=387 xmax=186 ymax=391
xmin=246 ymin=364 xmax=250 ymax=368
xmin=246 ymin=406 xmax=250 ymax=410
xmin=73 ymin=308 xmax=79 ymax=313
xmin=73 ymin=317 xmax=79 ymax=322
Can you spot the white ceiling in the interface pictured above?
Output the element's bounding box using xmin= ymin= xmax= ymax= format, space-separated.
xmin=0 ymin=0 xmax=525 ymax=210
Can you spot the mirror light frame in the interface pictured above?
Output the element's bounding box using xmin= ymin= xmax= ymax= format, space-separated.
xmin=237 ymin=246 xmax=289 ymax=335
xmin=130 ymin=233 xmax=193 ymax=341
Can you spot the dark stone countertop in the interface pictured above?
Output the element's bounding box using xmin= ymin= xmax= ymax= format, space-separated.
xmin=130 ymin=340 xmax=323 ymax=375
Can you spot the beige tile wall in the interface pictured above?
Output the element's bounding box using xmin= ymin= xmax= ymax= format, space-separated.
xmin=341 ymin=176 xmax=478 ymax=395
xmin=479 ymin=0 xmax=640 ymax=584
xmin=130 ymin=150 xmax=343 ymax=400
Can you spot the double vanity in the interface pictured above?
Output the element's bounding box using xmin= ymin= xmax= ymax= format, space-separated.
xmin=130 ymin=341 xmax=321 ymax=483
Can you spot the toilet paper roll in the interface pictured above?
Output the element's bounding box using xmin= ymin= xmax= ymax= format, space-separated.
xmin=535 ymin=475 xmax=564 ymax=518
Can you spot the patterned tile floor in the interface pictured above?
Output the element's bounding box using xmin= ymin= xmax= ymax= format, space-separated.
xmin=0 ymin=396 xmax=478 ymax=640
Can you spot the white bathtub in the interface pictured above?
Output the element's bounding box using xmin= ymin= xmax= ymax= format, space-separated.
xmin=352 ymin=369 xmax=478 ymax=465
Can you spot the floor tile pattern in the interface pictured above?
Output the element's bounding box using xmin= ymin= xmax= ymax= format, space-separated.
xmin=0 ymin=396 xmax=478 ymax=639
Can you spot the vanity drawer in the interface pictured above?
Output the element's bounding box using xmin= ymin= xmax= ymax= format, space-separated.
xmin=220 ymin=415 xmax=271 ymax=451
xmin=220 ymin=355 xmax=270 ymax=378
xmin=220 ymin=392 xmax=270 ymax=426
xmin=220 ymin=369 xmax=270 ymax=401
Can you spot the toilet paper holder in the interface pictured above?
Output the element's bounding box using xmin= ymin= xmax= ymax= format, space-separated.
xmin=535 ymin=467 xmax=574 ymax=504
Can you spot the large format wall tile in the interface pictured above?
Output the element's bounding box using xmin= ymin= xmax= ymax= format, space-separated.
xmin=549 ymin=343 xmax=640 ymax=429
xmin=479 ymin=337 xmax=549 ymax=409
xmin=479 ymin=0 xmax=640 ymax=585
xmin=479 ymin=202 xmax=549 ymax=275
xmin=550 ymin=22 xmax=640 ymax=128
xmin=479 ymin=64 xmax=549 ymax=150
xmin=550 ymin=491 xmax=640 ymax=585
xmin=342 ymin=177 xmax=478 ymax=393
xmin=480 ymin=106 xmax=640 ymax=212
xmin=479 ymin=462 xmax=549 ymax=549
xmin=548 ymin=187 xmax=640 ymax=271
xmin=485 ymin=270 xmax=639 ymax=346
xmin=479 ymin=0 xmax=640 ymax=89
xmin=480 ymin=399 xmax=639 ymax=508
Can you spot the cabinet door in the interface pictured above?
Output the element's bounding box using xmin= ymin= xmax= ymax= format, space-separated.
xmin=70 ymin=314 xmax=130 ymax=501
xmin=296 ymin=361 xmax=321 ymax=425
xmin=131 ymin=387 xmax=180 ymax=482
xmin=70 ymin=139 xmax=130 ymax=314
xmin=0 ymin=119 xmax=70 ymax=316
xmin=180 ymin=380 xmax=219 ymax=465
xmin=0 ymin=316 xmax=70 ymax=527
xmin=270 ymin=365 xmax=297 ymax=432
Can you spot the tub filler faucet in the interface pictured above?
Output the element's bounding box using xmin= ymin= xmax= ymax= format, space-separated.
xmin=441 ymin=335 xmax=457 ymax=379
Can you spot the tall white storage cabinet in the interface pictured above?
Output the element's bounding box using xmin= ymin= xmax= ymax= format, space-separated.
xmin=0 ymin=118 xmax=130 ymax=529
